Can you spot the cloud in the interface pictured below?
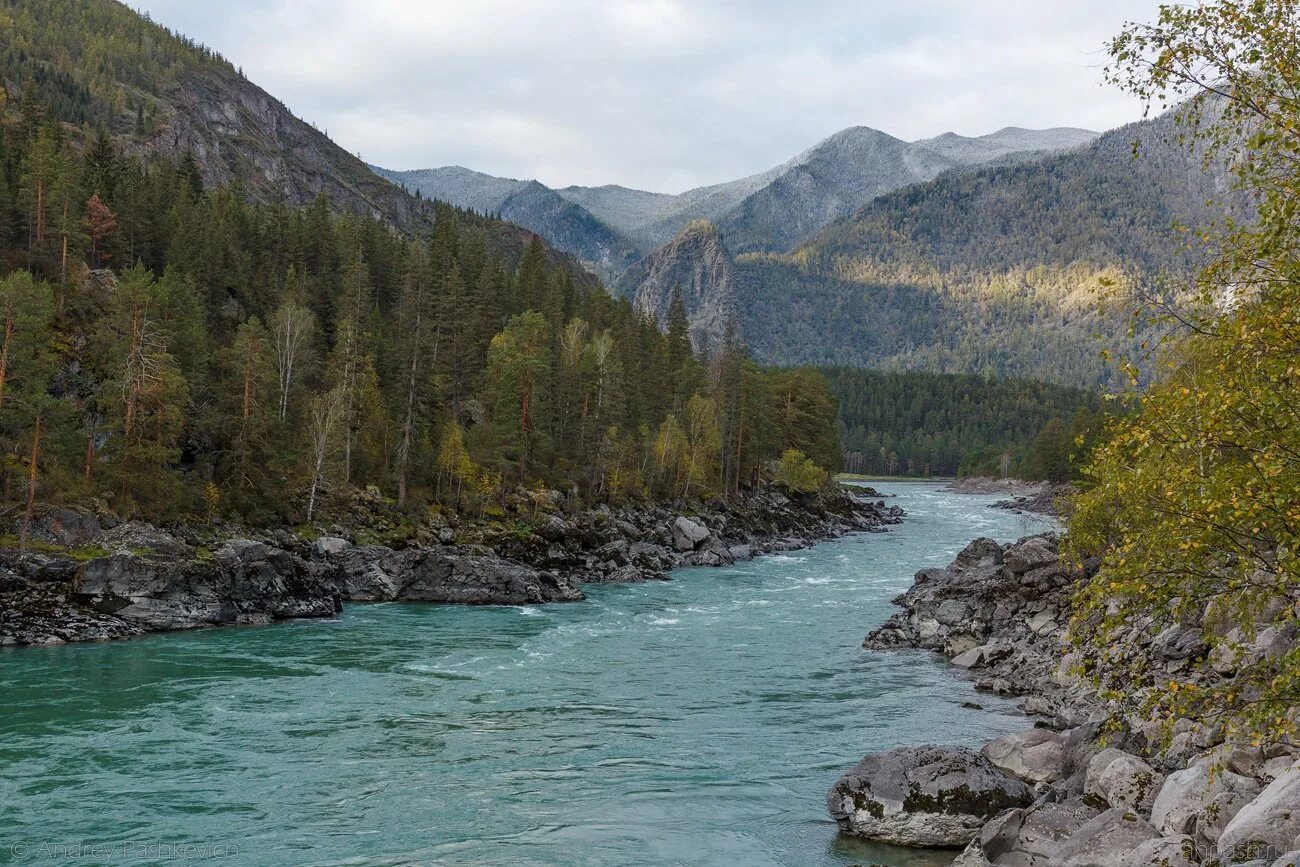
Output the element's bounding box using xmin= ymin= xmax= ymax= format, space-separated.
xmin=132 ymin=0 xmax=1159 ymax=192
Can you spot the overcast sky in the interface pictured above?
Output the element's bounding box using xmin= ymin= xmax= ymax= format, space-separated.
xmin=132 ymin=1 xmax=1161 ymax=193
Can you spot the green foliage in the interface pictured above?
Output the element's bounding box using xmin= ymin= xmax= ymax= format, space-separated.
xmin=773 ymin=449 xmax=828 ymax=493
xmin=1068 ymin=0 xmax=1300 ymax=746
xmin=824 ymin=367 xmax=1100 ymax=478
xmin=0 ymin=80 xmax=844 ymax=526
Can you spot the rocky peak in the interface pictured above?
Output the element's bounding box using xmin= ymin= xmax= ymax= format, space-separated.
xmin=616 ymin=221 xmax=738 ymax=351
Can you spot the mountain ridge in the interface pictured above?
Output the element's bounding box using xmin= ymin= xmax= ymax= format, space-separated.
xmin=615 ymin=106 xmax=1241 ymax=389
xmin=376 ymin=124 xmax=1099 ymax=275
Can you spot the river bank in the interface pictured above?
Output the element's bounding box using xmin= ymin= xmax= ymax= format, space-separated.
xmin=833 ymin=533 xmax=1300 ymax=865
xmin=944 ymin=477 xmax=1073 ymax=518
xmin=1 ymin=482 xmax=1036 ymax=867
xmin=0 ymin=484 xmax=901 ymax=647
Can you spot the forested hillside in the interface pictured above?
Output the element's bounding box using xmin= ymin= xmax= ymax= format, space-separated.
xmin=618 ymin=103 xmax=1243 ymax=388
xmin=824 ymin=368 xmax=1101 ymax=478
xmin=0 ymin=3 xmax=844 ymax=534
xmin=0 ymin=0 xmax=433 ymax=229
xmin=802 ymin=105 xmax=1243 ymax=274
xmin=619 ymin=221 xmax=1142 ymax=388
xmin=374 ymin=166 xmax=643 ymax=282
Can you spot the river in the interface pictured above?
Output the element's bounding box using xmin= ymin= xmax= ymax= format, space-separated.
xmin=1 ymin=482 xmax=1053 ymax=866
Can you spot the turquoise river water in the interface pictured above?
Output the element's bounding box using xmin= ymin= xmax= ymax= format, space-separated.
xmin=1 ymin=482 xmax=1053 ymax=866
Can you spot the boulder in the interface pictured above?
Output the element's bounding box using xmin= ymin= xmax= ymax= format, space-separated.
xmin=953 ymin=798 xmax=1098 ymax=865
xmin=99 ymin=521 xmax=192 ymax=556
xmin=1125 ymin=835 xmax=1200 ymax=867
xmin=954 ymin=537 xmax=1004 ymax=569
xmin=1053 ymin=807 xmax=1159 ymax=867
xmin=1219 ymin=764 xmax=1300 ymax=865
xmin=1085 ymin=748 xmax=1165 ymax=813
xmin=1199 ymin=790 xmax=1262 ymax=852
xmin=1272 ymin=852 xmax=1300 ymax=867
xmin=75 ymin=542 xmax=339 ymax=630
xmin=331 ymin=545 xmax=401 ymax=600
xmin=827 ymin=745 xmax=1033 ymax=847
xmin=670 ymin=516 xmax=710 ymax=551
xmin=952 ymin=643 xmax=1011 ymax=670
xmin=396 ymin=549 xmax=583 ymax=605
xmin=18 ymin=509 xmax=103 ymax=547
xmin=983 ymin=727 xmax=1068 ymax=784
xmin=1003 ymin=536 xmax=1058 ymax=574
xmin=312 ymin=536 xmax=351 ymax=557
xmin=1152 ymin=763 xmax=1259 ymax=836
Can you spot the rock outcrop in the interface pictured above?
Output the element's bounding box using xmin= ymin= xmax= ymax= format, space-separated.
xmin=827 ymin=745 xmax=1033 ymax=847
xmin=838 ymin=532 xmax=1300 ymax=865
xmin=2 ymin=484 xmax=902 ymax=646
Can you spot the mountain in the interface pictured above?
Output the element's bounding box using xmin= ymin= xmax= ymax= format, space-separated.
xmin=917 ymin=127 xmax=1100 ymax=164
xmin=5 ymin=0 xmax=437 ymax=230
xmin=379 ymin=125 xmax=1098 ymax=277
xmin=803 ymin=108 xmax=1244 ymax=275
xmin=373 ymin=166 xmax=642 ymax=281
xmin=2 ymin=0 xmax=604 ymax=285
xmin=617 ymin=108 xmax=1241 ymax=389
xmin=617 ymin=221 xmax=740 ymax=351
xmin=559 ymin=125 xmax=1099 ymax=253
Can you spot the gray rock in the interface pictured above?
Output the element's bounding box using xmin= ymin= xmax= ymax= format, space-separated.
xmin=953 ymin=642 xmax=1011 ymax=669
xmin=983 ymin=727 xmax=1068 ymax=784
xmin=75 ymin=542 xmax=338 ymax=631
xmin=1125 ymin=835 xmax=1200 ymax=867
xmin=1054 ymin=807 xmax=1159 ymax=867
xmin=1085 ymin=748 xmax=1165 ymax=813
xmin=313 ymin=536 xmax=351 ymax=557
xmin=332 ymin=545 xmax=401 ymax=600
xmin=18 ymin=509 xmax=103 ymax=547
xmin=1003 ymin=536 xmax=1057 ymax=574
xmin=395 ymin=549 xmax=583 ymax=605
xmin=1152 ymin=762 xmax=1259 ymax=836
xmin=727 ymin=544 xmax=753 ymax=561
xmin=1199 ymin=790 xmax=1262 ymax=853
xmin=1271 ymin=851 xmax=1300 ymax=867
xmin=1220 ymin=764 xmax=1300 ymax=865
xmin=99 ymin=521 xmax=192 ymax=556
xmin=827 ymin=745 xmax=1033 ymax=847
xmin=671 ymin=516 xmax=710 ymax=551
xmin=955 ymin=537 xmax=1005 ymax=569
xmin=954 ymin=798 xmax=1098 ymax=866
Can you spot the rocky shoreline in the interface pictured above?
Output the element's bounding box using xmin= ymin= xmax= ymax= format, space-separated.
xmin=1 ymin=485 xmax=901 ymax=647
xmin=946 ymin=477 xmax=1073 ymax=518
xmin=831 ymin=534 xmax=1300 ymax=866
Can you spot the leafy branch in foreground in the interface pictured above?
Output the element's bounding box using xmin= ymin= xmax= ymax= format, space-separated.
xmin=1068 ymin=0 xmax=1300 ymax=746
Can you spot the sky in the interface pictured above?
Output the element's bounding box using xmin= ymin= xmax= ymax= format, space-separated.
xmin=132 ymin=0 xmax=1162 ymax=193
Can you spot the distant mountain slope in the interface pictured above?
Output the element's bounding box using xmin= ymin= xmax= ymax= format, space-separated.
xmin=617 ymin=108 xmax=1241 ymax=389
xmin=383 ymin=125 xmax=1098 ymax=275
xmin=374 ymin=166 xmax=642 ymax=281
xmin=2 ymin=0 xmax=604 ymax=287
xmin=562 ymin=125 xmax=1100 ymax=253
xmin=918 ymin=127 xmax=1098 ymax=164
xmin=804 ymin=110 xmax=1243 ymax=274
xmin=3 ymin=0 xmax=435 ymax=230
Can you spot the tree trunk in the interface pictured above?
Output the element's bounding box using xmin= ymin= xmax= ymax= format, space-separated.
xmin=396 ymin=310 xmax=422 ymax=507
xmin=19 ymin=415 xmax=41 ymax=551
xmin=0 ymin=309 xmax=13 ymax=411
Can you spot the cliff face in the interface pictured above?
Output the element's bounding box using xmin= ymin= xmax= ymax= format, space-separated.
xmin=615 ymin=221 xmax=742 ymax=351
xmin=146 ymin=66 xmax=430 ymax=231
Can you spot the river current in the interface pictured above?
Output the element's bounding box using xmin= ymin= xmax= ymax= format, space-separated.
xmin=1 ymin=482 xmax=1053 ymax=866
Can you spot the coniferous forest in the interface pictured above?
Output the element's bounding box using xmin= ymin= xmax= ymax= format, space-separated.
xmin=824 ymin=367 xmax=1103 ymax=480
xmin=0 ymin=102 xmax=843 ymax=530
